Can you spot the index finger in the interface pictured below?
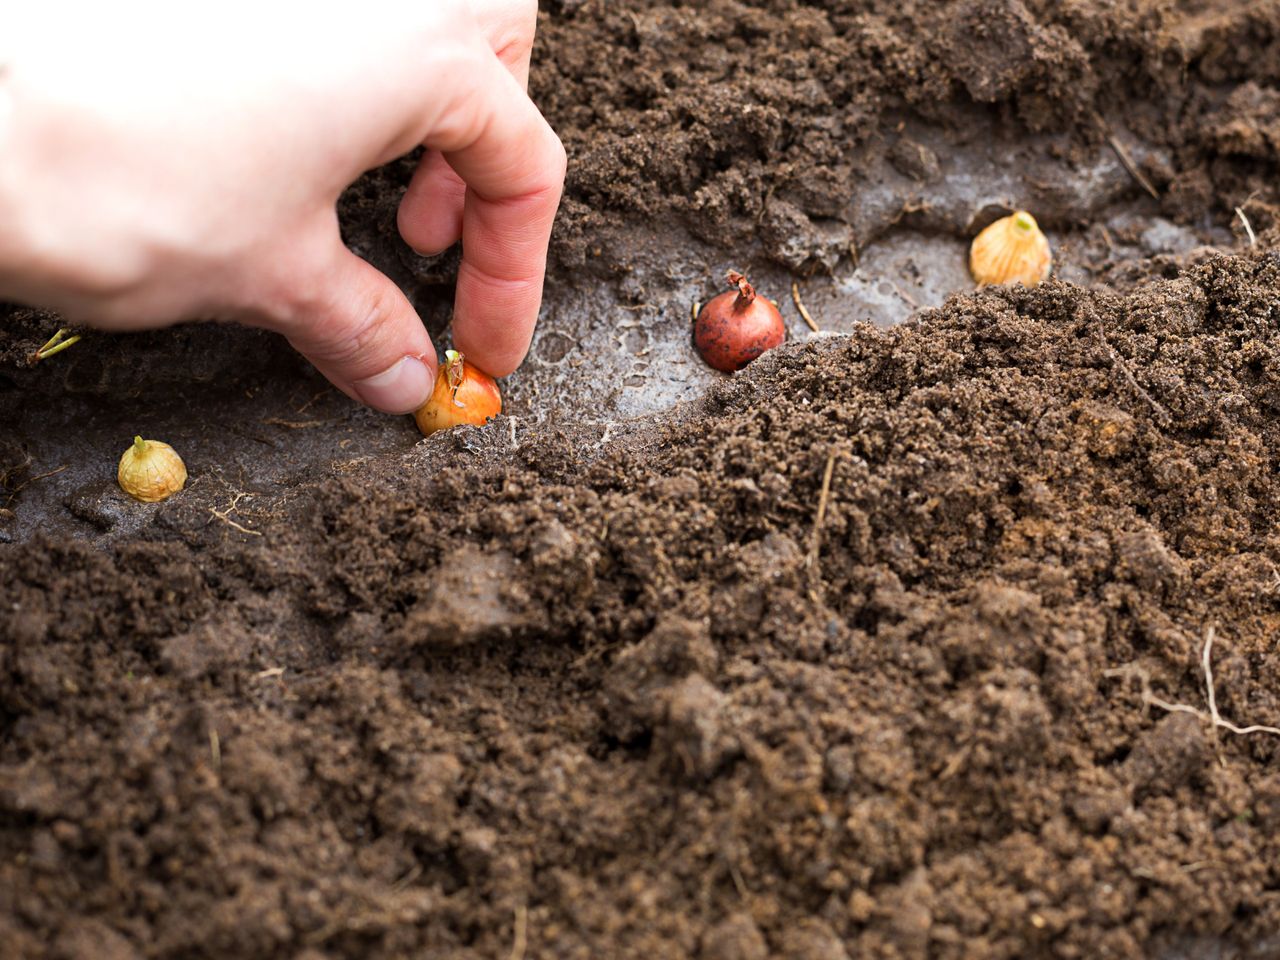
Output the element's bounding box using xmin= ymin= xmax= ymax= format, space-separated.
xmin=426 ymin=45 xmax=565 ymax=377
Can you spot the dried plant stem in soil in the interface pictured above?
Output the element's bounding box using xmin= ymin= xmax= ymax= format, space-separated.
xmin=3 ymin=463 xmax=67 ymax=508
xmin=1106 ymin=132 xmax=1160 ymax=200
xmin=1105 ymin=626 xmax=1280 ymax=740
xmin=260 ymin=417 xmax=338 ymax=429
xmin=889 ymin=280 xmax=920 ymax=310
xmin=295 ymin=387 xmax=332 ymax=414
xmin=791 ymin=281 xmax=821 ymax=332
xmin=1081 ymin=304 xmax=1172 ymax=426
xmin=1236 ymin=207 xmax=1257 ymax=247
xmin=509 ymin=905 xmax=529 ymax=960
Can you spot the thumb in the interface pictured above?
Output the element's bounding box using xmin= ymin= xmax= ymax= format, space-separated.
xmin=275 ymin=243 xmax=438 ymax=414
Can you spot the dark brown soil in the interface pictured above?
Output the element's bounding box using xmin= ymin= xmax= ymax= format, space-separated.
xmin=537 ymin=0 xmax=1280 ymax=272
xmin=5 ymin=2 xmax=1280 ymax=959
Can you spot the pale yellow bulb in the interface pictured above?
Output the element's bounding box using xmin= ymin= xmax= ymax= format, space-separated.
xmin=969 ymin=211 xmax=1052 ymax=288
xmin=117 ymin=436 xmax=187 ymax=503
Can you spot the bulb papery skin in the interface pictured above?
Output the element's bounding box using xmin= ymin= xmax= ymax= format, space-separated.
xmin=117 ymin=437 xmax=187 ymax=503
xmin=969 ymin=211 xmax=1052 ymax=288
xmin=414 ymin=354 xmax=502 ymax=436
xmin=694 ymin=271 xmax=786 ymax=372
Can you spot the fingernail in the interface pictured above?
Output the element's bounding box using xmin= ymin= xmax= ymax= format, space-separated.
xmin=353 ymin=356 xmax=433 ymax=414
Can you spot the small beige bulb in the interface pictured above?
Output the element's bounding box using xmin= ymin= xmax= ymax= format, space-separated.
xmin=118 ymin=436 xmax=187 ymax=503
xmin=970 ymin=210 xmax=1052 ymax=288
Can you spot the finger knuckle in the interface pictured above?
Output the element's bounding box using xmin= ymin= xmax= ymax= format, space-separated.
xmin=290 ymin=280 xmax=394 ymax=366
xmin=325 ymin=291 xmax=394 ymax=364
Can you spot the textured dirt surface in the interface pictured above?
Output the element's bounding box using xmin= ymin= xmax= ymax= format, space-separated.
xmin=4 ymin=1 xmax=1280 ymax=958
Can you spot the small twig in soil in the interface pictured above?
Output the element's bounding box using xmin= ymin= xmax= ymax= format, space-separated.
xmin=260 ymin=417 xmax=338 ymax=429
xmin=806 ymin=451 xmax=837 ymax=601
xmin=728 ymin=859 xmax=750 ymax=900
xmin=849 ymin=236 xmax=860 ymax=272
xmin=1104 ymin=625 xmax=1280 ymax=740
xmin=29 ymin=328 xmax=83 ymax=364
xmin=0 ymin=451 xmax=33 ymax=489
xmin=938 ymin=744 xmax=973 ymax=782
xmin=508 ymin=416 xmax=519 ymax=451
xmin=390 ymin=863 xmax=423 ymax=893
xmin=4 ymin=464 xmax=69 ymax=508
xmin=1181 ymin=860 xmax=1225 ymax=874
xmin=1094 ymin=326 xmax=1171 ymax=426
xmin=209 ymin=727 xmax=221 ymax=771
xmin=508 ymin=905 xmax=529 ymax=960
xmin=1107 ymin=133 xmax=1160 ymax=200
xmin=253 ymin=666 xmax=285 ymax=680
xmin=889 ymin=281 xmax=920 ymax=310
xmin=296 ymin=387 xmax=333 ymax=414
xmin=1236 ymin=207 xmax=1258 ymax=247
xmin=791 ymin=281 xmax=821 ymax=333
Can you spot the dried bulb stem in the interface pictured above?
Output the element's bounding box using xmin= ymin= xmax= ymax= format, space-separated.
xmin=727 ymin=270 xmax=757 ymax=309
xmin=444 ymin=349 xmax=467 ymax=407
xmin=133 ymin=436 xmax=148 ymax=454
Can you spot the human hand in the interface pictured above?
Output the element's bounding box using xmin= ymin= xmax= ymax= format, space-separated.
xmin=0 ymin=0 xmax=565 ymax=414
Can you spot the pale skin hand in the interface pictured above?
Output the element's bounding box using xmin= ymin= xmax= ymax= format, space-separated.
xmin=0 ymin=0 xmax=565 ymax=414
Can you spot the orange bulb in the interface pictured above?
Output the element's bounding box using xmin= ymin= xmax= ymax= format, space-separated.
xmin=413 ymin=350 xmax=502 ymax=436
xmin=969 ymin=210 xmax=1052 ymax=288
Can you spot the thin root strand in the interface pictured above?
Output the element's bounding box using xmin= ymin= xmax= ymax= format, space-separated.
xmin=791 ymin=281 xmax=821 ymax=333
xmin=1236 ymin=207 xmax=1257 ymax=247
xmin=1105 ymin=625 xmax=1280 ymax=740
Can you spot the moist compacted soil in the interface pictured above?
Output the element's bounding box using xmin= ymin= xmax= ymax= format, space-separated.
xmin=5 ymin=2 xmax=1280 ymax=959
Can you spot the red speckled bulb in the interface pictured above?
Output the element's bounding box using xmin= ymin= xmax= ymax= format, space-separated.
xmin=694 ymin=271 xmax=786 ymax=372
